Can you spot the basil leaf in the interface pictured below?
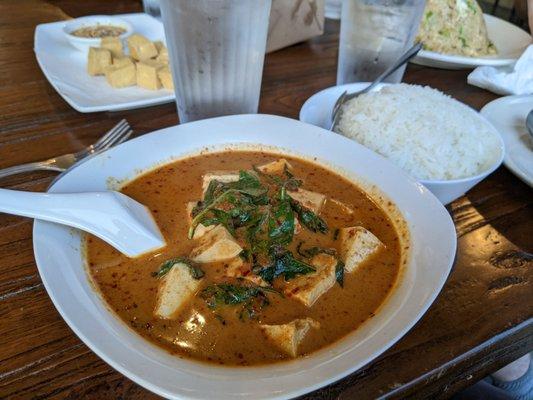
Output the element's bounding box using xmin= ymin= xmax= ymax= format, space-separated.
xmin=152 ymin=257 xmax=204 ymax=280
xmin=289 ymin=198 xmax=328 ymax=234
xmin=335 ymin=260 xmax=345 ymax=287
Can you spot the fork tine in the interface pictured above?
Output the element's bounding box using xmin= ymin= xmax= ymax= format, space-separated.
xmin=91 ymin=119 xmax=128 ymax=149
xmin=100 ymin=129 xmax=133 ymax=151
xmin=92 ymin=122 xmax=130 ymax=152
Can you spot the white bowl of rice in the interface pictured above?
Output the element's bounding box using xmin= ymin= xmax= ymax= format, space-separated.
xmin=300 ymin=83 xmax=504 ymax=204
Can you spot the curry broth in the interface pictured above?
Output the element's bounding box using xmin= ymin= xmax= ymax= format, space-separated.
xmin=86 ymin=151 xmax=402 ymax=365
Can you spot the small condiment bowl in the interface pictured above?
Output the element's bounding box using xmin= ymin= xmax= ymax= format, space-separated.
xmin=63 ymin=15 xmax=133 ymax=53
xmin=300 ymin=82 xmax=505 ymax=205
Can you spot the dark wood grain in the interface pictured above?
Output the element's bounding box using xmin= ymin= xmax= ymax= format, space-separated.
xmin=0 ymin=1 xmax=531 ymax=399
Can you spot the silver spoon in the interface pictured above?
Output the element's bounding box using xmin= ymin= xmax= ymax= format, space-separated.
xmin=330 ymin=42 xmax=423 ymax=131
xmin=526 ymin=109 xmax=533 ymax=138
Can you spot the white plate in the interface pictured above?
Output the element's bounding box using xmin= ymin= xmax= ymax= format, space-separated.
xmin=412 ymin=14 xmax=532 ymax=69
xmin=481 ymin=95 xmax=533 ymax=187
xmin=299 ymin=83 xmax=504 ymax=205
xmin=33 ymin=115 xmax=456 ymax=399
xmin=34 ymin=13 xmax=175 ymax=113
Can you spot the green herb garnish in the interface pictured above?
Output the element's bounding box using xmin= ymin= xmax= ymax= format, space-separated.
xmin=335 ymin=260 xmax=345 ymax=287
xmin=152 ymin=257 xmax=204 ymax=279
xmin=289 ymin=197 xmax=328 ymax=234
xmin=256 ymin=248 xmax=315 ymax=284
xmin=296 ymin=242 xmax=336 ymax=258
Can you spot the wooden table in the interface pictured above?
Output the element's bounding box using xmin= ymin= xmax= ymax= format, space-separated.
xmin=0 ymin=1 xmax=531 ymax=398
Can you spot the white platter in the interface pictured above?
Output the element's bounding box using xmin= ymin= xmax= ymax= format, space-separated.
xmin=299 ymin=83 xmax=504 ymax=205
xmin=481 ymin=95 xmax=533 ymax=187
xmin=33 ymin=114 xmax=456 ymax=399
xmin=412 ymin=14 xmax=531 ymax=70
xmin=34 ymin=13 xmax=175 ymax=113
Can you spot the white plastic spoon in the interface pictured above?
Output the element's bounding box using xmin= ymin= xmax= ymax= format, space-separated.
xmin=0 ymin=189 xmax=165 ymax=258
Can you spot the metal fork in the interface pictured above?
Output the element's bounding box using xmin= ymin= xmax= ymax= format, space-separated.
xmin=0 ymin=119 xmax=132 ymax=179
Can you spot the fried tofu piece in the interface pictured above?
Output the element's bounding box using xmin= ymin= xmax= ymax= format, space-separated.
xmin=256 ymin=159 xmax=293 ymax=175
xmin=112 ymin=56 xmax=134 ymax=68
xmin=224 ymin=257 xmax=268 ymax=287
xmin=154 ymin=262 xmax=201 ymax=319
xmin=87 ymin=47 xmax=112 ymax=76
xmin=104 ymin=62 xmax=136 ymax=88
xmin=127 ymin=34 xmax=158 ymax=61
xmin=288 ymin=188 xmax=326 ymax=214
xmin=154 ymin=41 xmax=169 ymax=63
xmin=157 ymin=66 xmax=174 ymax=90
xmin=283 ymin=254 xmax=337 ymax=307
xmin=340 ymin=226 xmax=384 ymax=273
xmin=100 ymin=37 xmax=123 ymax=57
xmin=201 ymin=171 xmax=239 ymax=195
xmin=190 ymin=225 xmax=242 ymax=263
xmin=260 ymin=318 xmax=320 ymax=357
xmin=136 ymin=59 xmax=165 ymax=90
xmin=186 ymin=201 xmax=215 ymax=240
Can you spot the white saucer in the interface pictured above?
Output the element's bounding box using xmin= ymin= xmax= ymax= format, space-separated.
xmin=481 ymin=95 xmax=533 ymax=187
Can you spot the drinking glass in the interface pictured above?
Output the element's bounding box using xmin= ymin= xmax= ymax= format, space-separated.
xmin=337 ymin=0 xmax=425 ymax=85
xmin=142 ymin=0 xmax=161 ymax=18
xmin=159 ymin=0 xmax=272 ymax=123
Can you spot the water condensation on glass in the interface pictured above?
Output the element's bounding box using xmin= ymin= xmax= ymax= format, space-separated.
xmin=337 ymin=0 xmax=425 ymax=84
xmin=159 ymin=0 xmax=272 ymax=123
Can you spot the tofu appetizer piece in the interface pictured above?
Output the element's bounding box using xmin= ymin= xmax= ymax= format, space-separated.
xmin=136 ymin=59 xmax=165 ymax=90
xmin=288 ymin=188 xmax=326 ymax=214
xmin=260 ymin=317 xmax=320 ymax=357
xmin=201 ymin=171 xmax=240 ymax=195
xmin=190 ymin=225 xmax=242 ymax=263
xmin=157 ymin=66 xmax=174 ymax=90
xmin=339 ymin=226 xmax=384 ymax=273
xmin=127 ymin=34 xmax=158 ymax=61
xmin=87 ymin=47 xmax=111 ymax=76
xmin=154 ymin=260 xmax=203 ymax=319
xmin=104 ymin=60 xmax=136 ymax=88
xmin=154 ymin=41 xmax=169 ymax=63
xmin=284 ymin=253 xmax=337 ymax=307
xmin=100 ymin=37 xmax=123 ymax=57
xmin=256 ymin=159 xmax=292 ymax=175
xmin=186 ymin=201 xmax=215 ymax=239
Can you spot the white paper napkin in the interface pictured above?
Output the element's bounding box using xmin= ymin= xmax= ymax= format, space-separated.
xmin=467 ymin=44 xmax=533 ymax=95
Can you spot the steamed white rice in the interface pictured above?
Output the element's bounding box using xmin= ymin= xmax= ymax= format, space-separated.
xmin=336 ymin=84 xmax=501 ymax=181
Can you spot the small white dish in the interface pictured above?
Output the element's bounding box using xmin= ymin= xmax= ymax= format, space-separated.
xmin=481 ymin=95 xmax=533 ymax=187
xmin=63 ymin=15 xmax=133 ymax=53
xmin=412 ymin=14 xmax=531 ymax=70
xmin=33 ymin=114 xmax=456 ymax=400
xmin=299 ymin=83 xmax=505 ymax=204
xmin=34 ymin=13 xmax=175 ymax=113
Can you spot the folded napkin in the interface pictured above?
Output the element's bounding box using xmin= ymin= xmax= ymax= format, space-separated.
xmin=467 ymin=44 xmax=533 ymax=95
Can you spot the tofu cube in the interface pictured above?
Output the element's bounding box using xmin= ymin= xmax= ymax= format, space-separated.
xmin=154 ymin=41 xmax=169 ymax=63
xmin=283 ymin=253 xmax=337 ymax=307
xmin=190 ymin=225 xmax=242 ymax=263
xmin=104 ymin=62 xmax=136 ymax=88
xmin=186 ymin=201 xmax=215 ymax=240
xmin=154 ymin=262 xmax=202 ymax=319
xmin=127 ymin=34 xmax=158 ymax=61
xmin=158 ymin=66 xmax=174 ymax=90
xmin=136 ymin=60 xmax=165 ymax=90
xmin=288 ymin=188 xmax=326 ymax=214
xmin=256 ymin=159 xmax=292 ymax=175
xmin=100 ymin=37 xmax=123 ymax=57
xmin=87 ymin=47 xmax=111 ymax=76
xmin=340 ymin=226 xmax=384 ymax=273
xmin=260 ymin=318 xmax=320 ymax=357
xmin=201 ymin=171 xmax=239 ymax=195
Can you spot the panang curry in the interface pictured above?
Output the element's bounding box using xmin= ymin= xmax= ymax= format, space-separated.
xmin=86 ymin=151 xmax=403 ymax=365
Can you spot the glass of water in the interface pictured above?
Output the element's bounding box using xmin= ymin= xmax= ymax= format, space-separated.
xmin=337 ymin=0 xmax=425 ymax=85
xmin=159 ymin=0 xmax=272 ymax=123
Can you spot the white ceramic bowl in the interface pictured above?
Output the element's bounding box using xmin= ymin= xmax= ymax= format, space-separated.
xmin=63 ymin=15 xmax=133 ymax=53
xmin=299 ymin=83 xmax=505 ymax=205
xmin=33 ymin=115 xmax=456 ymax=399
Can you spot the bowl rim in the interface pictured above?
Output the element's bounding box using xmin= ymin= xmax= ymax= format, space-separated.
xmin=32 ymin=114 xmax=457 ymax=399
xmin=62 ymin=15 xmax=133 ymax=42
xmin=299 ymin=82 xmax=506 ymax=185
